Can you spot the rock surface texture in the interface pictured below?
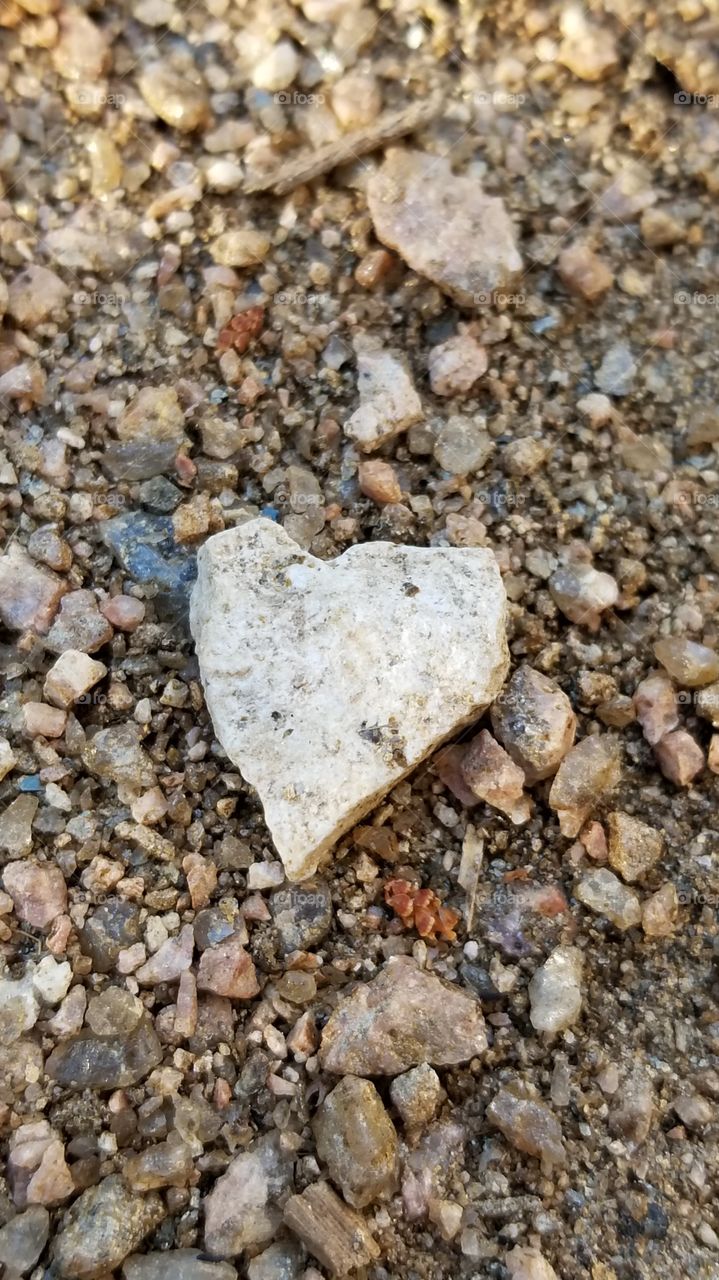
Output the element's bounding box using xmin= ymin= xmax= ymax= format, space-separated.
xmin=190 ymin=518 xmax=508 ymax=880
xmin=367 ymin=149 xmax=523 ymax=305
xmin=319 ymin=958 xmax=488 ymax=1074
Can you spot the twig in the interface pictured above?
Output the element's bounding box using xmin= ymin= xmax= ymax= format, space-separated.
xmin=243 ymin=94 xmax=444 ymax=196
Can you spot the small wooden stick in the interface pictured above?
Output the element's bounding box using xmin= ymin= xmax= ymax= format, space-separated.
xmin=243 ymin=93 xmax=444 ymax=196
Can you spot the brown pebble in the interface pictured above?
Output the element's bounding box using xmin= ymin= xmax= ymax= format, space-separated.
xmin=558 ymin=243 xmax=614 ymax=301
xmin=358 ymin=459 xmax=402 ymax=505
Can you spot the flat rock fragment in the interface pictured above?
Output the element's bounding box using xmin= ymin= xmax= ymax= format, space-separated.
xmin=190 ymin=518 xmax=508 ymax=880
xmin=548 ymin=735 xmax=621 ymax=837
xmin=486 ymin=1087 xmax=566 ymax=1171
xmin=367 ymin=148 xmax=522 ymax=305
xmin=203 ymin=1134 xmax=292 ymax=1257
xmin=319 ymin=958 xmax=487 ymax=1075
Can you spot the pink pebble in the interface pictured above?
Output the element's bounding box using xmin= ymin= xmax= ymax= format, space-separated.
xmin=101 ymin=595 xmax=145 ymax=631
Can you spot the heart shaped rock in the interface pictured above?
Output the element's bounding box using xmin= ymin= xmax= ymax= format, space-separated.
xmin=190 ymin=519 xmax=508 ymax=880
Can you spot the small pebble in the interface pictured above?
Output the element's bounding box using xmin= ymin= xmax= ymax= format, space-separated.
xmin=633 ymin=673 xmax=679 ymax=745
xmin=528 ymin=945 xmax=583 ymax=1034
xmin=558 ymin=242 xmax=613 ymax=301
xmin=606 ymin=811 xmax=663 ymax=884
xmin=642 ymin=883 xmax=679 ymax=938
xmin=548 ymin=735 xmax=621 ymax=837
xmin=44 ymin=650 xmax=107 ymax=708
xmin=575 ymin=868 xmax=641 ymax=931
xmin=654 ymin=637 xmax=719 ymax=688
xmin=550 ymin=562 xmax=619 ymax=630
xmin=654 ymin=730 xmax=705 ymax=786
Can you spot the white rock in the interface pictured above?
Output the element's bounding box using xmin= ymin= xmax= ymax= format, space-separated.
xmin=252 ymin=40 xmax=300 ymax=92
xmin=344 ymin=339 xmax=423 ymax=451
xmin=31 ymin=957 xmax=73 ymax=1005
xmin=528 ymin=945 xmax=583 ymax=1034
xmin=0 ymin=975 xmax=39 ymax=1045
xmin=0 ymin=736 xmax=16 ymax=781
xmin=191 ymin=518 xmax=508 ymax=881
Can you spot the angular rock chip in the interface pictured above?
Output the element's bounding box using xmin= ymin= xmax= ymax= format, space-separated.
xmin=123 ymin=1251 xmax=237 ymax=1280
xmin=506 ymin=1245 xmax=559 ymax=1280
xmin=654 ymin=637 xmax=719 ymax=688
xmin=313 ymin=1075 xmax=399 ymax=1207
xmin=196 ymin=933 xmax=260 ymax=999
xmin=606 ymin=811 xmax=663 ymax=884
xmin=487 ymin=1086 xmax=566 ymax=1171
xmin=367 ymin=148 xmax=522 ymax=306
xmin=203 ymin=1134 xmax=292 ymax=1257
xmin=575 ymin=868 xmax=641 ymax=931
xmin=633 ymin=672 xmax=679 ymax=745
xmin=52 ymin=1175 xmax=163 ymax=1279
xmin=283 ymin=1181 xmax=379 ymax=1276
xmin=460 ymin=729 xmax=532 ymax=824
xmin=0 ymin=1205 xmax=50 ymax=1276
xmin=319 ymin=958 xmax=487 ymax=1075
xmin=389 ymin=1062 xmax=443 ymax=1132
xmin=0 ymin=544 xmax=65 ymax=634
xmin=191 ymin=518 xmax=508 ymax=881
xmin=344 ymin=339 xmax=422 ymax=451
xmin=548 ymin=734 xmax=621 ymax=837
xmin=528 ymin=945 xmax=583 ymax=1034
xmin=491 ymin=666 xmax=576 ymax=783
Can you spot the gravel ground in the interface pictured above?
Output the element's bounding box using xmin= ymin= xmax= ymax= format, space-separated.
xmin=0 ymin=1 xmax=718 ymax=1278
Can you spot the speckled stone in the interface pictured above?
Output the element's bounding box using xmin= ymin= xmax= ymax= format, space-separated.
xmin=319 ymin=958 xmax=487 ymax=1075
xmin=313 ymin=1075 xmax=399 ymax=1207
xmin=487 ymin=1086 xmax=566 ymax=1171
xmin=191 ymin=518 xmax=508 ymax=881
xmin=45 ymin=1016 xmax=162 ymax=1089
xmin=367 ymin=149 xmax=522 ymax=306
xmin=491 ymin=666 xmax=577 ymax=783
xmin=52 ymin=1176 xmax=163 ymax=1279
xmin=203 ymin=1134 xmax=292 ymax=1257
